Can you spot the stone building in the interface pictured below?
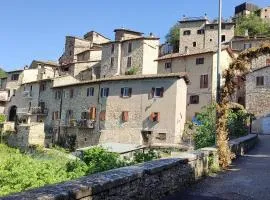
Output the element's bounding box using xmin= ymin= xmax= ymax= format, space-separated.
xmin=179 ymin=17 xmax=235 ymax=54
xmin=50 ymin=74 xmax=188 ymax=148
xmin=234 ymin=2 xmax=260 ymax=18
xmin=227 ymin=36 xmax=270 ymax=52
xmin=100 ymin=29 xmax=159 ymax=78
xmin=0 ymin=70 xmax=23 ymax=117
xmin=156 ymin=48 xmax=234 ymax=120
xmin=58 ymin=31 xmax=110 ymax=79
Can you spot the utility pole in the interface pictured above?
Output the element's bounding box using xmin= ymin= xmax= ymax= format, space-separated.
xmin=217 ymin=0 xmax=222 ymax=103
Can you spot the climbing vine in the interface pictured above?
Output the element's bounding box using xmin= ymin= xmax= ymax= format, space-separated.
xmin=217 ymin=42 xmax=270 ymax=168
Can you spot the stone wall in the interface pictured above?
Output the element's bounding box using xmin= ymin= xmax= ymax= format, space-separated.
xmin=7 ymin=123 xmax=45 ymax=149
xmin=246 ymin=66 xmax=270 ymax=118
xmin=1 ymin=134 xmax=258 ymax=200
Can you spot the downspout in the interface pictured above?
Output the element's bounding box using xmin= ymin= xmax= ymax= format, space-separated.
xmin=57 ymin=88 xmax=63 ymax=143
xmin=97 ymin=83 xmax=101 ymax=132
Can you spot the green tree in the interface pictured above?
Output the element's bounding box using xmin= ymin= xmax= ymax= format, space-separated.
xmin=194 ymin=104 xmax=217 ymax=149
xmin=235 ymin=14 xmax=270 ymax=37
xmin=165 ymin=23 xmax=180 ymax=52
xmin=0 ymin=69 xmax=7 ymax=79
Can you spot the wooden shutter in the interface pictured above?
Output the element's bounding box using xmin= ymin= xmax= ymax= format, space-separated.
xmin=100 ymin=88 xmax=104 ymax=97
xmin=156 ymin=112 xmax=160 ymax=122
xmin=122 ymin=111 xmax=128 ymax=122
xmin=151 ymin=88 xmax=155 ymax=98
xmin=121 ymin=88 xmax=124 ymax=97
xmin=90 ymin=107 xmax=96 ymax=120
xmin=205 ymin=75 xmax=208 ymax=88
xmin=128 ymin=88 xmax=132 ymax=97
xmin=160 ymin=87 xmax=164 ymax=97
xmin=149 ymin=112 xmax=155 ymax=122
xmin=99 ymin=111 xmax=106 ymax=121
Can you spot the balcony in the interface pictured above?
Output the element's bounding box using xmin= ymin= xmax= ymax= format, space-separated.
xmin=0 ymin=90 xmax=9 ymax=101
xmin=17 ymin=107 xmax=48 ymax=116
xmin=22 ymin=91 xmax=32 ymax=99
xmin=63 ymin=119 xmax=95 ymax=129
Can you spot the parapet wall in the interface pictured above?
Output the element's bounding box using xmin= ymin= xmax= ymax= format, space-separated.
xmin=1 ymin=134 xmax=258 ymax=200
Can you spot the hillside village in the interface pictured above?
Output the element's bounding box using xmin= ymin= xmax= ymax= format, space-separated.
xmin=0 ymin=2 xmax=270 ymax=151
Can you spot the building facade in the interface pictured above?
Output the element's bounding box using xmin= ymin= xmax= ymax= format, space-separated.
xmin=156 ymin=49 xmax=234 ymax=120
xmin=101 ymin=29 xmax=159 ymax=78
xmin=179 ymin=17 xmax=235 ymax=54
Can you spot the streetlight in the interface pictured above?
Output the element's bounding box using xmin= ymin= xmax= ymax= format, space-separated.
xmin=217 ymin=0 xmax=222 ymax=103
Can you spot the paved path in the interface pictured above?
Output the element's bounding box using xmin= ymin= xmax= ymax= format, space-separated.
xmin=164 ymin=135 xmax=270 ymax=200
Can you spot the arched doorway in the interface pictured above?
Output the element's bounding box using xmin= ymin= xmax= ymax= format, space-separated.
xmin=9 ymin=105 xmax=17 ymax=121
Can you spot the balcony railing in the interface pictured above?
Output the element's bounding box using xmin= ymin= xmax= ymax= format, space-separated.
xmin=0 ymin=90 xmax=9 ymax=101
xmin=17 ymin=107 xmax=48 ymax=115
xmin=63 ymin=119 xmax=95 ymax=129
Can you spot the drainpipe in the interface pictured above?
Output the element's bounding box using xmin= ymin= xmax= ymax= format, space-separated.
xmin=57 ymin=89 xmax=63 ymax=143
xmin=97 ymin=83 xmax=101 ymax=132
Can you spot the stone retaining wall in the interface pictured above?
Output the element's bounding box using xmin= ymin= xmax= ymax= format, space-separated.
xmin=1 ymin=134 xmax=258 ymax=200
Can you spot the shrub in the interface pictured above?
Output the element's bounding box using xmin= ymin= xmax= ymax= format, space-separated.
xmin=227 ymin=108 xmax=249 ymax=139
xmin=194 ymin=104 xmax=216 ymax=149
xmin=193 ymin=104 xmax=250 ymax=149
xmin=133 ymin=149 xmax=160 ymax=163
xmin=81 ymin=147 xmax=126 ymax=174
xmin=125 ymin=67 xmax=139 ymax=75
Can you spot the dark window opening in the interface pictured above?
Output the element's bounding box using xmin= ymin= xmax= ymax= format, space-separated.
xmin=256 ymin=76 xmax=264 ymax=86
xmin=196 ymin=58 xmax=204 ymax=65
xmin=190 ymin=95 xmax=199 ymax=104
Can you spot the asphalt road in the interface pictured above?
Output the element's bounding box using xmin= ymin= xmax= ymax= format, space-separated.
xmin=163 ymin=135 xmax=270 ymax=200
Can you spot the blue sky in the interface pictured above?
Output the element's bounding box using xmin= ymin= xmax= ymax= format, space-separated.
xmin=0 ymin=0 xmax=268 ymax=71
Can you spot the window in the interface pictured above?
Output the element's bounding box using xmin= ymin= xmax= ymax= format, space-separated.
xmin=256 ymin=76 xmax=264 ymax=86
xmin=52 ymin=111 xmax=59 ymax=120
xmin=128 ymin=42 xmax=132 ymax=53
xmin=244 ymin=43 xmax=252 ymax=49
xmin=209 ymin=25 xmax=215 ymax=29
xmin=121 ymin=87 xmax=132 ymax=98
xmin=200 ymin=74 xmax=208 ymax=88
xmin=110 ymin=57 xmax=114 ymax=68
xmin=99 ymin=110 xmax=106 ymax=121
xmin=69 ymin=89 xmax=74 ymax=98
xmin=122 ymin=111 xmax=129 ymax=122
xmin=87 ymin=87 xmax=94 ymax=96
xmin=81 ymin=112 xmax=89 ymax=120
xmin=111 ymin=44 xmax=115 ymax=54
xmin=100 ymin=88 xmax=109 ymax=97
xmin=55 ymin=90 xmax=61 ymax=99
xmin=151 ymin=87 xmax=164 ymax=98
xmin=266 ymin=58 xmax=270 ymax=66
xmin=13 ymin=89 xmax=16 ymax=96
xmin=183 ymin=30 xmax=191 ymax=35
xmin=40 ymin=83 xmax=46 ymax=91
xmin=221 ymin=24 xmax=226 ymax=29
xmin=157 ymin=133 xmax=166 ymax=140
xmin=127 ymin=57 xmax=132 ymax=68
xmin=196 ymin=58 xmax=204 ymax=65
xmin=221 ymin=35 xmax=226 ymax=42
xmin=165 ymin=62 xmax=172 ymax=71
xmin=193 ymin=42 xmax=197 ymax=47
xmin=150 ymin=112 xmax=160 ymax=122
xmin=190 ymin=95 xmax=199 ymax=104
xmin=11 ymin=74 xmax=19 ymax=81
xmin=197 ymin=29 xmax=205 ymax=34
